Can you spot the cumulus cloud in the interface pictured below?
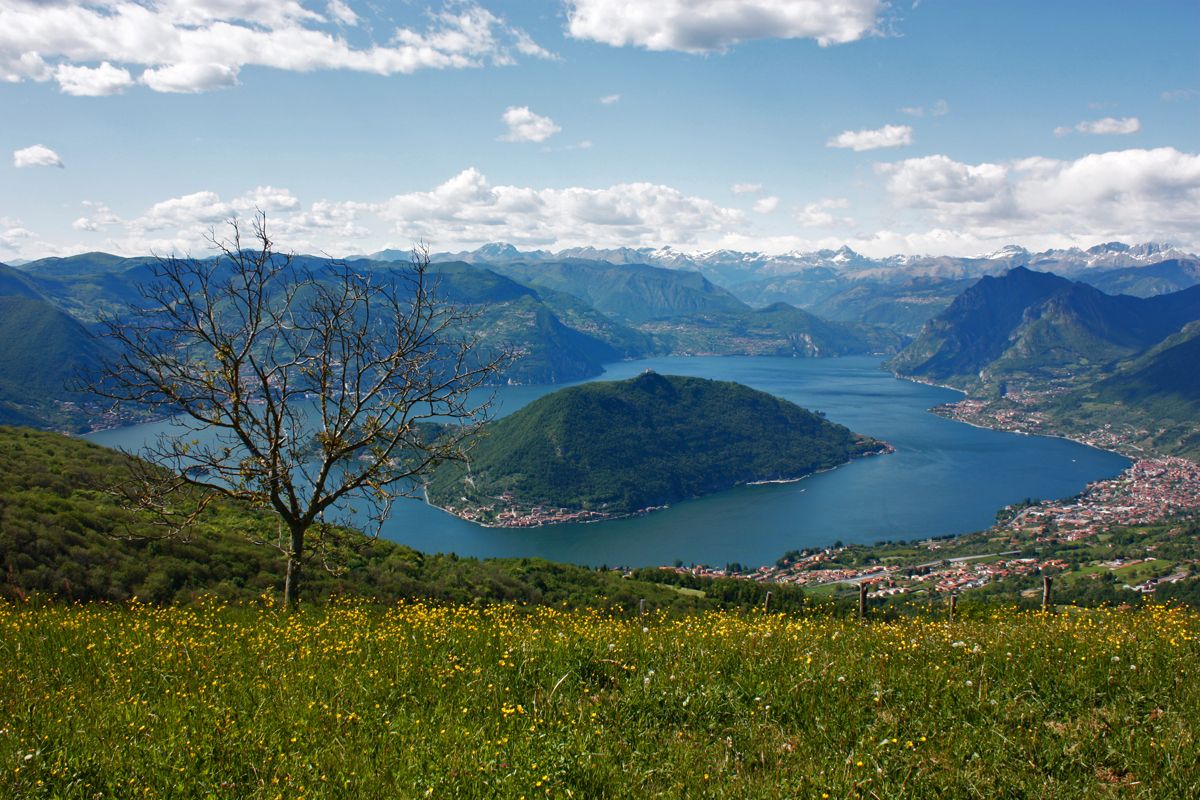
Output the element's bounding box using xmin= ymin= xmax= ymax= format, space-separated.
xmin=827 ymin=124 xmax=913 ymax=151
xmin=500 ymin=106 xmax=561 ymax=143
xmin=13 ymin=171 xmax=745 ymax=259
xmin=795 ymin=197 xmax=851 ymax=228
xmin=731 ymin=182 xmax=763 ymax=194
xmin=13 ymin=144 xmax=64 ymax=168
xmin=752 ymin=196 xmax=779 ymax=214
xmin=375 ymin=169 xmax=746 ymax=248
xmin=878 ymin=147 xmax=1200 ymax=244
xmin=15 ymin=151 xmax=1198 ymax=262
xmin=0 ymin=0 xmax=551 ymax=95
xmin=1053 ymin=116 xmax=1141 ymax=136
xmin=233 ymin=186 xmax=301 ymax=213
xmin=565 ymin=0 xmax=885 ymax=52
xmin=72 ymin=202 xmax=121 ymax=231
xmin=55 ymin=62 xmax=134 ymax=96
xmin=599 ymin=93 xmax=620 ymax=104
xmin=138 ymin=191 xmax=232 ymax=232
xmin=141 ymin=62 xmax=238 ymax=93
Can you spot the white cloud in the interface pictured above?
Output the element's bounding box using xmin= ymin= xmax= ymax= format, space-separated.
xmin=326 ymin=0 xmax=359 ymax=27
xmin=54 ymin=62 xmax=134 ymax=96
xmin=233 ymin=185 xmax=301 ymax=213
xmin=500 ymin=106 xmax=561 ymax=143
xmin=72 ymin=202 xmax=121 ymax=231
xmin=731 ymin=182 xmax=763 ymax=194
xmin=139 ymin=191 xmax=232 ymax=231
xmin=376 ymin=168 xmax=745 ymax=248
xmin=827 ymin=124 xmax=913 ymax=151
xmin=795 ymin=197 xmax=851 ymax=227
xmin=10 ymin=170 xmax=743 ymax=259
xmin=879 ymin=148 xmax=1200 ymax=245
xmin=599 ymin=93 xmax=620 ymax=105
xmin=140 ymin=62 xmax=238 ymax=93
xmin=565 ymin=0 xmax=885 ymax=51
xmin=0 ymin=0 xmax=551 ymax=96
xmin=13 ymin=144 xmax=64 ymax=168
xmin=13 ymin=150 xmax=1199 ymax=261
xmin=752 ymin=196 xmax=779 ymax=214
xmin=1054 ymin=116 xmax=1141 ymax=136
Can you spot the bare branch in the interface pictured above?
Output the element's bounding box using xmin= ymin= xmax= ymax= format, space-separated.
xmin=90 ymin=214 xmax=513 ymax=608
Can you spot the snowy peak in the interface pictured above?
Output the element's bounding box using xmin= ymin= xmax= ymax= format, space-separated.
xmin=372 ymin=240 xmax=1198 ymax=285
xmin=977 ymin=244 xmax=1030 ymax=260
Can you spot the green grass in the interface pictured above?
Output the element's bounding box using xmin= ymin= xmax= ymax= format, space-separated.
xmin=3 ymin=601 xmax=1198 ymax=798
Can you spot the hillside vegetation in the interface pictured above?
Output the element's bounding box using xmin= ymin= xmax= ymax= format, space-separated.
xmin=429 ymin=372 xmax=887 ymax=519
xmin=0 ymin=295 xmax=110 ymax=429
xmin=3 ymin=601 xmax=1198 ymax=798
xmin=889 ymin=267 xmax=1200 ymax=388
xmin=0 ymin=425 xmax=807 ymax=612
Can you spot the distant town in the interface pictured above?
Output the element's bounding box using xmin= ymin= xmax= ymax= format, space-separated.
xmin=663 ymin=456 xmax=1200 ymax=598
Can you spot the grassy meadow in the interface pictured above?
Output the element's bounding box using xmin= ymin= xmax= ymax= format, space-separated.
xmin=3 ymin=601 xmax=1199 ymax=799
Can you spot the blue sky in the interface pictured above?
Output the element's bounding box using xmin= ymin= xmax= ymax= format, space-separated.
xmin=2 ymin=0 xmax=1197 ymax=260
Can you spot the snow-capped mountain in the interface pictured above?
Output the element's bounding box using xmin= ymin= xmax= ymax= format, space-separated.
xmin=372 ymin=241 xmax=1198 ymax=287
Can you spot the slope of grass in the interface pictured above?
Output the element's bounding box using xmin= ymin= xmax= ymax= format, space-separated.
xmin=0 ymin=425 xmax=819 ymax=613
xmin=2 ymin=602 xmax=1197 ymax=798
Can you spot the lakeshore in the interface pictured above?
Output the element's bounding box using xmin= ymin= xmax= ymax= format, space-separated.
xmin=88 ymin=356 xmax=1129 ymax=567
xmin=432 ymin=441 xmax=895 ymax=529
xmin=673 ymin=455 xmax=1200 ymax=600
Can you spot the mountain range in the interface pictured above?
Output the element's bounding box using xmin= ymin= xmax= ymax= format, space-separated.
xmin=4 ymin=239 xmax=1198 ymax=446
xmin=888 ymin=266 xmax=1200 ymax=458
xmin=379 ymin=240 xmax=1194 ymax=283
xmin=0 ymin=250 xmax=902 ymax=429
xmin=888 ymin=267 xmax=1200 ymax=388
xmin=363 ymin=241 xmax=1200 ymax=336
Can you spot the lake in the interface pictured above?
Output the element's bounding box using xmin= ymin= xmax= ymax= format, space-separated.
xmin=87 ymin=356 xmax=1130 ymax=568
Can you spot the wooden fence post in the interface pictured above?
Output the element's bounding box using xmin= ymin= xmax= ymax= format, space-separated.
xmin=949 ymin=593 xmax=957 ymax=622
xmin=1042 ymin=575 xmax=1052 ymax=612
xmin=764 ymin=591 xmax=772 ymax=613
xmin=639 ymin=598 xmax=646 ymax=618
xmin=858 ymin=583 xmax=868 ymax=621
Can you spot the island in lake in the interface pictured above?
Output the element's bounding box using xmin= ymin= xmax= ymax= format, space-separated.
xmin=426 ymin=371 xmax=891 ymax=527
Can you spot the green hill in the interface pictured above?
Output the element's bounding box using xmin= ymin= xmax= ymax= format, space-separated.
xmin=493 ymin=260 xmax=749 ymax=323
xmin=889 ymin=267 xmax=1200 ymax=389
xmin=421 ymin=262 xmax=634 ymax=383
xmin=1049 ymin=323 xmax=1200 ymax=458
xmin=0 ymin=425 xmax=808 ymax=611
xmin=0 ymin=296 xmax=112 ymax=429
xmin=0 ymin=262 xmax=47 ymax=299
xmin=428 ymin=372 xmax=888 ymax=522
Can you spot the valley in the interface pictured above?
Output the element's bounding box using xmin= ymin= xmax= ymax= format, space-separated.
xmin=3 ymin=241 xmax=1198 ymax=593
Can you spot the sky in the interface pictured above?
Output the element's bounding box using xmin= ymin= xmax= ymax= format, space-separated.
xmin=1 ymin=0 xmax=1198 ymax=261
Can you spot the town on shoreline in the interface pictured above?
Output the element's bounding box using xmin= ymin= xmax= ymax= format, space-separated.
xmin=659 ymin=393 xmax=1200 ymax=600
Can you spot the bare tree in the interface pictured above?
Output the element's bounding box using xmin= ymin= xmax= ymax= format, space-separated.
xmin=94 ymin=214 xmax=508 ymax=608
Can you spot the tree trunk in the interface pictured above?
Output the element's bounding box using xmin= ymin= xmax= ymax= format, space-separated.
xmin=283 ymin=524 xmax=305 ymax=611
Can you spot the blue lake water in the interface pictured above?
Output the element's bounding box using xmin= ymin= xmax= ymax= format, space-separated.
xmin=87 ymin=356 xmax=1130 ymax=568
